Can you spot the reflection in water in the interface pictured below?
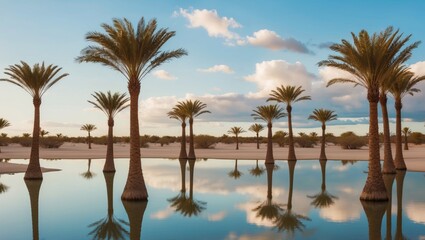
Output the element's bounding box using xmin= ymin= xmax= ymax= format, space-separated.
xmin=360 ymin=200 xmax=387 ymax=240
xmin=383 ymin=174 xmax=395 ymax=240
xmin=122 ymin=200 xmax=147 ymax=240
xmin=395 ymin=170 xmax=406 ymax=240
xmin=168 ymin=159 xmax=206 ymax=217
xmin=307 ymin=161 xmax=338 ymax=208
xmin=274 ymin=161 xmax=310 ymax=235
xmin=81 ymin=159 xmax=96 ymax=180
xmin=341 ymin=160 xmax=358 ymax=166
xmin=252 ymin=164 xmax=283 ymax=221
xmin=249 ymin=160 xmax=265 ymax=177
xmin=88 ymin=172 xmax=129 ymax=240
xmin=0 ymin=175 xmax=9 ymax=194
xmin=25 ymin=179 xmax=42 ymax=240
xmin=228 ymin=159 xmax=243 ymax=179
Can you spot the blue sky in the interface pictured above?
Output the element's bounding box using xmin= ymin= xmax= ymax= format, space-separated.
xmin=1 ymin=0 xmax=425 ymax=137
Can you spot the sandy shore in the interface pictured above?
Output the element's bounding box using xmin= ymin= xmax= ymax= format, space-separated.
xmin=1 ymin=142 xmax=424 ymax=173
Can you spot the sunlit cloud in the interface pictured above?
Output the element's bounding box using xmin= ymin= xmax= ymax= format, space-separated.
xmin=198 ymin=64 xmax=234 ymax=73
xmin=153 ymin=70 xmax=177 ymax=80
xmin=405 ymin=202 xmax=425 ymax=224
xmin=151 ymin=207 xmax=174 ymax=220
xmin=246 ymin=29 xmax=312 ymax=54
xmin=207 ymin=211 xmax=227 ymax=221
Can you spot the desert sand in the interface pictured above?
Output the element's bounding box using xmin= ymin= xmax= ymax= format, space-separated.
xmin=0 ymin=142 xmax=424 ymax=173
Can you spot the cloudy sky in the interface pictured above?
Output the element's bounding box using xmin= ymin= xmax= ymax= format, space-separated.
xmin=1 ymin=0 xmax=425 ymax=137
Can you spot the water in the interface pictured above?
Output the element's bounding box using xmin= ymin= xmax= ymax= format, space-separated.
xmin=0 ymin=159 xmax=424 ymax=240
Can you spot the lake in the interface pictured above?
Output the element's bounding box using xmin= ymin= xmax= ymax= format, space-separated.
xmin=0 ymin=158 xmax=424 ymax=239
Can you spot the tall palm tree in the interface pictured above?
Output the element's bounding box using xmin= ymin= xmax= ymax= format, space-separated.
xmin=77 ymin=17 xmax=187 ymax=201
xmin=268 ymin=85 xmax=311 ymax=161
xmin=390 ymin=70 xmax=425 ymax=169
xmin=308 ymin=109 xmax=337 ymax=161
xmin=1 ymin=61 xmax=68 ymax=180
xmin=177 ymin=100 xmax=210 ymax=160
xmin=227 ymin=127 xmax=246 ymax=150
xmin=249 ymin=123 xmax=264 ymax=149
xmin=251 ymin=105 xmax=286 ymax=164
xmin=81 ymin=124 xmax=97 ymax=149
xmin=167 ymin=106 xmax=188 ymax=159
xmin=318 ymin=27 xmax=418 ymax=201
xmin=89 ymin=91 xmax=129 ymax=172
xmin=402 ymin=127 xmax=411 ymax=150
xmin=0 ymin=118 xmax=11 ymax=153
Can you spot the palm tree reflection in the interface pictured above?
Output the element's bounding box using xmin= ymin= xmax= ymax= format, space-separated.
xmin=88 ymin=172 xmax=129 ymax=240
xmin=228 ymin=159 xmax=243 ymax=179
xmin=168 ymin=159 xmax=206 ymax=217
xmin=307 ymin=161 xmax=338 ymax=208
xmin=249 ymin=160 xmax=265 ymax=177
xmin=25 ymin=179 xmax=42 ymax=240
xmin=274 ymin=161 xmax=310 ymax=235
xmin=0 ymin=175 xmax=9 ymax=194
xmin=383 ymin=174 xmax=395 ymax=240
xmin=81 ymin=159 xmax=96 ymax=180
xmin=395 ymin=170 xmax=406 ymax=240
xmin=122 ymin=200 xmax=147 ymax=240
xmin=360 ymin=200 xmax=387 ymax=240
xmin=252 ymin=164 xmax=283 ymax=221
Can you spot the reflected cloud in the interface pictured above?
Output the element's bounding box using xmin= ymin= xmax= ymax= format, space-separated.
xmin=405 ymin=202 xmax=425 ymax=224
xmin=225 ymin=231 xmax=283 ymax=240
xmin=207 ymin=211 xmax=227 ymax=221
xmin=150 ymin=207 xmax=174 ymax=220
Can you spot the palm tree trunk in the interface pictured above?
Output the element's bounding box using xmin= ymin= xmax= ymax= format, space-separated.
xmin=266 ymin=164 xmax=274 ymax=199
xmin=380 ymin=94 xmax=396 ymax=174
xmin=360 ymin=99 xmax=388 ymax=201
xmin=360 ymin=200 xmax=387 ymax=240
xmin=287 ymin=160 xmax=296 ymax=209
xmin=395 ymin=170 xmax=406 ymax=239
xmin=179 ymin=122 xmax=188 ymax=159
xmin=320 ymin=160 xmax=326 ymax=191
xmin=394 ymin=100 xmax=406 ymax=170
xmin=25 ymin=98 xmax=42 ymax=180
xmin=188 ymin=159 xmax=195 ymax=199
xmin=188 ymin=118 xmax=196 ymax=160
xmin=256 ymin=132 xmax=260 ymax=149
xmin=104 ymin=118 xmax=115 ymax=172
xmin=104 ymin=172 xmax=115 ymax=216
xmin=383 ymin=174 xmax=395 ymax=240
xmin=236 ymin=134 xmax=239 ymax=150
xmin=122 ymin=200 xmax=147 ymax=240
xmin=265 ymin=123 xmax=274 ymax=164
xmin=25 ymin=179 xmax=42 ymax=240
xmin=287 ymin=106 xmax=296 ymax=161
xmin=319 ymin=124 xmax=327 ymax=161
xmin=122 ymin=80 xmax=148 ymax=201
xmin=403 ymin=134 xmax=409 ymax=150
xmin=88 ymin=131 xmax=92 ymax=149
xmin=179 ymin=159 xmax=187 ymax=192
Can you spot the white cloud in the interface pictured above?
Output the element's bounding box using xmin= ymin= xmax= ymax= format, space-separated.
xmin=198 ymin=64 xmax=234 ymax=74
xmin=153 ymin=70 xmax=177 ymax=80
xmin=406 ymin=202 xmax=425 ymax=224
xmin=246 ymin=29 xmax=311 ymax=53
xmin=207 ymin=211 xmax=227 ymax=221
xmin=178 ymin=8 xmax=241 ymax=41
xmin=244 ymin=60 xmax=315 ymax=98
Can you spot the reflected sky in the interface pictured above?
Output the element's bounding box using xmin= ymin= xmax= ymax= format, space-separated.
xmin=0 ymin=159 xmax=424 ymax=239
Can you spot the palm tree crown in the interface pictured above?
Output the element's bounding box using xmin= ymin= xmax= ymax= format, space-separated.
xmin=228 ymin=127 xmax=246 ymax=136
xmin=0 ymin=118 xmax=11 ymax=130
xmin=81 ymin=124 xmax=97 ymax=132
xmin=178 ymin=100 xmax=211 ymax=119
xmin=167 ymin=106 xmax=187 ymax=123
xmin=88 ymin=91 xmax=130 ymax=118
xmin=308 ymin=109 xmax=337 ymax=124
xmin=249 ymin=123 xmax=264 ymax=134
xmin=251 ymin=105 xmax=286 ymax=123
xmin=267 ymin=85 xmax=311 ymax=109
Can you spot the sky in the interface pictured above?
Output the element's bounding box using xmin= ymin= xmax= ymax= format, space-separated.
xmin=1 ymin=0 xmax=425 ymax=138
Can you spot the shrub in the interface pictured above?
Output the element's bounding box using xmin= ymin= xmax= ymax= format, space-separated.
xmin=158 ymin=137 xmax=171 ymax=147
xmin=140 ymin=135 xmax=149 ymax=148
xmin=194 ymin=135 xmax=217 ymax=149
xmin=40 ymin=137 xmax=64 ymax=148
xmin=337 ymin=131 xmax=367 ymax=149
xmin=273 ymin=131 xmax=287 ymax=147
xmin=295 ymin=135 xmax=315 ymax=148
xmin=20 ymin=137 xmax=32 ymax=147
xmin=409 ymin=132 xmax=424 ymax=145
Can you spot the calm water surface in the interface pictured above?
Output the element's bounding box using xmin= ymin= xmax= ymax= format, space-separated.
xmin=0 ymin=158 xmax=424 ymax=240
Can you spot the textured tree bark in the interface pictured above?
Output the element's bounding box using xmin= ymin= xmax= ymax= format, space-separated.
xmin=103 ymin=118 xmax=116 ymax=172
xmin=236 ymin=134 xmax=239 ymax=150
xmin=179 ymin=122 xmax=188 ymax=159
xmin=256 ymin=132 xmax=260 ymax=149
xmin=380 ymin=94 xmax=396 ymax=174
xmin=265 ymin=123 xmax=274 ymax=164
xmin=122 ymin=200 xmax=147 ymax=240
xmin=104 ymin=172 xmax=115 ymax=216
xmin=287 ymin=105 xmax=297 ymax=161
xmin=25 ymin=98 xmax=42 ymax=180
xmin=188 ymin=118 xmax=196 ymax=160
xmin=360 ymin=98 xmax=388 ymax=201
xmin=88 ymin=131 xmax=92 ymax=149
xmin=121 ymin=80 xmax=148 ymax=201
xmin=360 ymin=200 xmax=387 ymax=240
xmin=319 ymin=124 xmax=327 ymax=161
xmin=25 ymin=179 xmax=42 ymax=240
xmin=394 ymin=100 xmax=406 ymax=170
xmin=395 ymin=170 xmax=406 ymax=239
xmin=404 ymin=134 xmax=409 ymax=150
xmin=383 ymin=174 xmax=395 ymax=240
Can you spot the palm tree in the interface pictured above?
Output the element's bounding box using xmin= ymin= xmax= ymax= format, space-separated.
xmin=227 ymin=127 xmax=246 ymax=150
xmin=390 ymin=70 xmax=425 ymax=169
xmin=402 ymin=127 xmax=411 ymax=150
xmin=383 ymin=174 xmax=395 ymax=240
xmin=249 ymin=123 xmax=264 ymax=149
xmin=308 ymin=109 xmax=337 ymax=161
xmin=89 ymin=91 xmax=129 ymax=172
xmin=318 ymin=27 xmax=418 ymax=200
xmin=268 ymin=85 xmax=311 ymax=161
xmin=168 ymin=159 xmax=188 ymax=213
xmin=167 ymin=106 xmax=188 ymax=159
xmin=252 ymin=105 xmax=286 ymax=164
xmin=249 ymin=160 xmax=265 ymax=177
xmin=177 ymin=100 xmax=210 ymax=160
xmin=395 ymin=170 xmax=406 ymax=239
xmin=39 ymin=129 xmax=49 ymax=137
xmin=88 ymin=172 xmax=129 ymax=240
xmin=81 ymin=159 xmax=96 ymax=180
xmin=228 ymin=159 xmax=243 ymax=179
xmin=1 ymin=61 xmax=68 ymax=180
xmin=77 ymin=17 xmax=187 ymax=201
xmin=307 ymin=161 xmax=338 ymax=208
xmin=0 ymin=118 xmax=11 ymax=153
xmin=81 ymin=124 xmax=97 ymax=149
